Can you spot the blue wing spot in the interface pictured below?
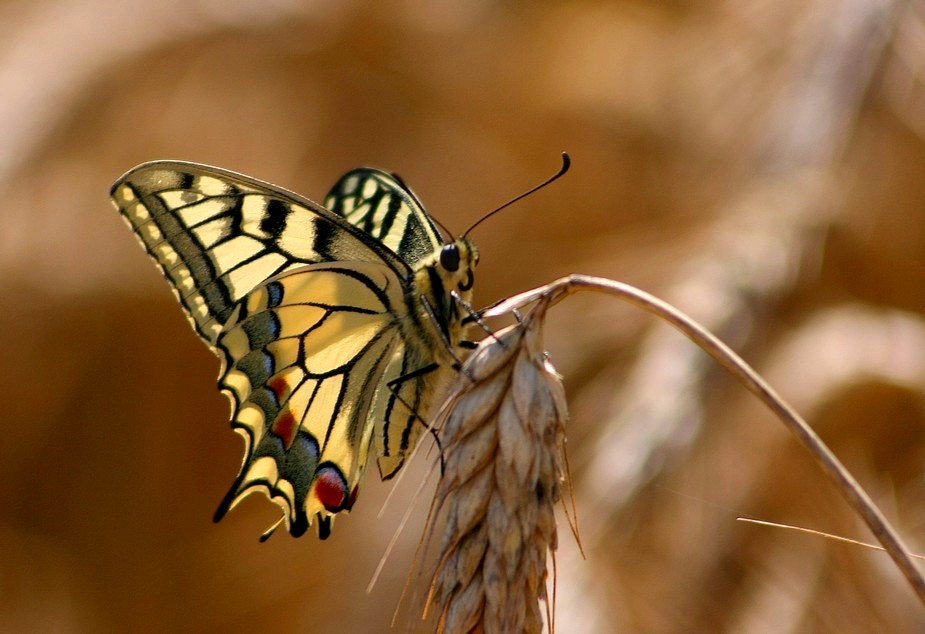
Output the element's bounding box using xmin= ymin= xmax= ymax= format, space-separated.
xmin=283 ymin=432 xmax=320 ymax=497
xmin=250 ymin=386 xmax=281 ymax=423
xmin=243 ymin=311 xmax=281 ymax=349
xmin=248 ymin=430 xmax=321 ymax=538
xmin=283 ymin=431 xmax=322 ymax=537
xmin=266 ymin=281 xmax=284 ymax=308
xmin=236 ymin=349 xmax=275 ymax=387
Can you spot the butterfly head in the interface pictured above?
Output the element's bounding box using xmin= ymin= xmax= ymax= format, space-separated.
xmin=437 ymin=237 xmax=479 ymax=298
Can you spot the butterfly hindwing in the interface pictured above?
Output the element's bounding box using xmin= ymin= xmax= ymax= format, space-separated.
xmin=112 ymin=161 xmax=478 ymax=539
xmin=214 ymin=261 xmax=406 ymax=538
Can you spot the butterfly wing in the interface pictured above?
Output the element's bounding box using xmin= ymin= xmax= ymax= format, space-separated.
xmin=112 ymin=161 xmax=466 ymax=540
xmin=324 ymin=168 xmax=444 ymax=266
xmin=213 ymin=261 xmax=408 ymax=539
xmin=111 ymin=161 xmax=410 ymax=345
xmin=324 ymin=168 xmax=480 ymax=481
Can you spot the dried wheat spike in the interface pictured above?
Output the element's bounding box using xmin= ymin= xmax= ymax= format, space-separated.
xmin=426 ymin=299 xmax=568 ymax=634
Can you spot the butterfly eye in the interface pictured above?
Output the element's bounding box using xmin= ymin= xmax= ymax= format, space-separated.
xmin=440 ymin=244 xmax=460 ymax=272
xmin=459 ymin=269 xmax=474 ymax=291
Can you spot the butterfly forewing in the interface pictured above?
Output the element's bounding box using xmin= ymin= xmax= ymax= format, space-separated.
xmin=111 ymin=160 xmax=476 ymax=540
xmin=324 ymin=168 xmax=444 ymax=267
xmin=112 ymin=162 xmax=409 ymax=344
xmin=323 ymin=167 xmax=468 ymax=471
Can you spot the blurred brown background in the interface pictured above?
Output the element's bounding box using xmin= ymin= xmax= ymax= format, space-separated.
xmin=3 ymin=0 xmax=925 ymax=631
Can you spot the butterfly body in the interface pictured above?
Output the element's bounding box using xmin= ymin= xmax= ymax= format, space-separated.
xmin=111 ymin=161 xmax=477 ymax=539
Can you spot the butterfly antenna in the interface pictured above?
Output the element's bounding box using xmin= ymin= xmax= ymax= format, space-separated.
xmin=462 ymin=152 xmax=570 ymax=238
xmin=432 ymin=215 xmax=456 ymax=242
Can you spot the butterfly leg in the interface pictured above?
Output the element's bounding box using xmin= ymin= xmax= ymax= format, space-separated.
xmin=384 ymin=362 xmax=439 ymax=421
xmin=455 ymin=292 xmax=508 ymax=355
xmin=456 ymin=291 xmax=497 ymax=339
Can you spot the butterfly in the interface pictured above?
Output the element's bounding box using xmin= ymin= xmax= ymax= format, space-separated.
xmin=111 ymin=161 xmax=478 ymax=540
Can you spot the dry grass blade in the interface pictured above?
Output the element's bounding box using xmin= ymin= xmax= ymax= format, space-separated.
xmin=424 ymin=297 xmax=568 ymax=634
xmin=737 ymin=517 xmax=925 ymax=560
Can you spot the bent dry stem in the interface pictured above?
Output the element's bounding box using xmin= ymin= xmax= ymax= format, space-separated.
xmin=485 ymin=274 xmax=925 ymax=608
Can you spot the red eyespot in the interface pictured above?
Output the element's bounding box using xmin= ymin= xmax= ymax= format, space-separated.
xmin=313 ymin=466 xmax=349 ymax=511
